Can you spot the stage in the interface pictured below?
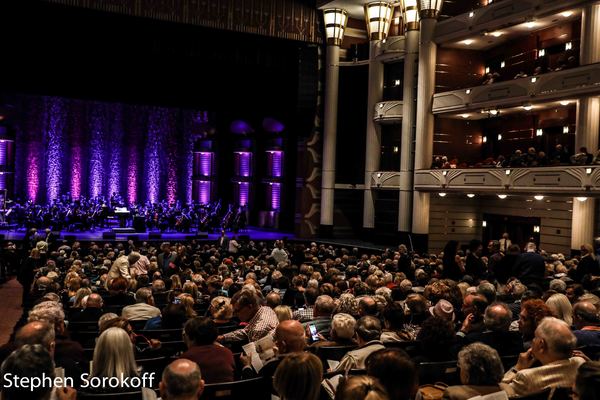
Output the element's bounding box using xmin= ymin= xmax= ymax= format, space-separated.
xmin=0 ymin=226 xmax=295 ymax=243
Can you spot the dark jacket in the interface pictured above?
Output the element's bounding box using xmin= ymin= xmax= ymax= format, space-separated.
xmin=513 ymin=252 xmax=545 ymax=287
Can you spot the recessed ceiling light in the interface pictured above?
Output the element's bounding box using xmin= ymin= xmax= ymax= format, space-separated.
xmin=525 ymin=21 xmax=536 ymax=29
xmin=469 ymin=11 xmax=475 ymax=18
xmin=461 ymin=114 xmax=470 ymax=119
xmin=439 ymin=192 xmax=447 ymax=197
xmin=490 ymin=109 xmax=499 ymax=116
xmin=560 ymin=100 xmax=570 ymax=106
xmin=576 ymin=197 xmax=588 ymax=202
xmin=522 ymin=104 xmax=533 ymax=111
xmin=491 ymin=31 xmax=503 ymax=37
xmin=497 ymin=194 xmax=507 ymax=199
xmin=534 ymin=195 xmax=544 ymax=200
xmin=467 ymin=194 xmax=475 ymax=198
xmin=561 ymin=11 xmax=573 ymax=17
xmin=462 ymin=39 xmax=474 ymax=45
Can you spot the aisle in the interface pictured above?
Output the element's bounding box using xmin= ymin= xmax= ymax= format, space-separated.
xmin=0 ymin=278 xmax=25 ymax=345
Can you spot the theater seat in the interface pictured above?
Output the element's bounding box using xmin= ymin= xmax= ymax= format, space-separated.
xmin=418 ymin=360 xmax=460 ymax=385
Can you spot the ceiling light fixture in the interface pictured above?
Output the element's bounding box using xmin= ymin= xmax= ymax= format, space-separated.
xmin=438 ymin=192 xmax=447 ymax=197
xmin=467 ymin=193 xmax=475 ymax=198
xmin=576 ymin=197 xmax=588 ymax=202
xmin=534 ymin=195 xmax=544 ymax=200
xmin=497 ymin=194 xmax=507 ymax=199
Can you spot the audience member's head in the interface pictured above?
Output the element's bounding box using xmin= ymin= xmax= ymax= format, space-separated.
xmin=160 ymin=358 xmax=204 ymax=400
xmin=183 ymin=317 xmax=218 ymax=347
xmin=273 ymin=353 xmax=323 ymax=400
xmin=519 ymin=299 xmax=553 ymax=341
xmin=573 ymin=301 xmax=600 ymax=329
xmin=546 ymin=293 xmax=573 ymax=326
xmin=273 ymin=320 xmax=305 ymax=354
xmin=15 ymin=321 xmax=55 ymax=355
xmin=335 ymin=376 xmax=389 ymax=400
xmin=457 ymin=343 xmax=504 ymax=386
xmin=532 ymin=317 xmax=577 ymax=364
xmin=366 ymin=348 xmax=417 ymax=400
xmin=274 ymin=305 xmax=293 ymax=322
xmin=484 ymin=302 xmax=513 ymax=332
xmin=1 ymin=345 xmax=55 ymax=400
xmin=355 ymin=316 xmax=382 ymax=344
xmin=330 ymin=313 xmax=357 ymax=341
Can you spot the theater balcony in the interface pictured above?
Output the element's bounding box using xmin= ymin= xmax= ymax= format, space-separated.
xmin=432 ymin=62 xmax=600 ymax=114
xmin=398 ymin=166 xmax=600 ymax=197
xmin=373 ymin=100 xmax=403 ymax=124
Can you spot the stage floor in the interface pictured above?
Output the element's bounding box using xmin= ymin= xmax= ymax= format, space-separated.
xmin=0 ymin=227 xmax=295 ymax=243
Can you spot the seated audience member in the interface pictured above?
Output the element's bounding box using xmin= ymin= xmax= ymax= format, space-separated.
xmin=332 ymin=316 xmax=384 ymax=373
xmin=444 ymin=343 xmax=505 ymax=400
xmin=68 ymin=293 xmax=104 ymax=322
xmin=242 ymin=319 xmax=306 ymax=379
xmin=459 ymin=302 xmax=523 ymax=356
xmin=218 ymin=289 xmax=279 ymax=343
xmin=311 ymin=312 xmax=357 ymax=348
xmin=571 ymin=147 xmax=593 ymax=165
xmin=144 ymin=303 xmax=188 ymax=330
xmin=501 ymin=317 xmax=585 ymax=397
xmin=366 ymin=348 xmax=417 ymax=400
xmin=121 ymin=287 xmax=161 ymax=321
xmin=293 ymin=287 xmax=318 ymax=322
xmin=28 ymin=301 xmax=86 ymax=368
xmin=265 ymin=291 xmax=282 ymax=308
xmin=275 ymin=305 xmax=293 ymax=322
xmin=334 ymin=376 xmax=389 ymax=400
xmin=1 ymin=344 xmax=76 ymax=400
xmin=572 ymin=244 xmax=600 ymax=283
xmin=575 ymin=361 xmax=600 ymax=400
xmin=518 ymin=299 xmax=553 ymax=349
xmin=461 ymin=294 xmax=489 ymax=334
xmin=104 ymin=276 xmax=136 ymax=306
xmin=429 ymin=299 xmax=456 ymax=323
xmin=572 ymin=301 xmax=600 ymax=347
xmin=358 ymin=296 xmax=379 ymax=318
xmin=415 ymin=316 xmax=458 ymax=363
xmin=209 ymin=296 xmax=236 ymax=327
xmin=273 ymin=353 xmax=323 ymax=400
xmin=546 ymin=293 xmax=573 ymax=326
xmin=180 ymin=317 xmax=234 ymax=383
xmin=381 ymin=302 xmax=413 ymax=343
xmin=85 ymin=327 xmax=157 ymax=399
xmin=160 ymin=359 xmax=204 ymax=400
xmin=304 ymin=295 xmax=335 ymax=340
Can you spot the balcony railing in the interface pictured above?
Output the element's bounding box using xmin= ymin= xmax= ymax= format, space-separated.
xmin=373 ymin=101 xmax=403 ymax=124
xmin=404 ymin=166 xmax=600 ymax=195
xmin=432 ymin=63 xmax=600 ymax=114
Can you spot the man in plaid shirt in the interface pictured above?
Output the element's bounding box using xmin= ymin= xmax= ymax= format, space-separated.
xmin=292 ymin=287 xmax=319 ymax=322
xmin=218 ymin=289 xmax=278 ymax=343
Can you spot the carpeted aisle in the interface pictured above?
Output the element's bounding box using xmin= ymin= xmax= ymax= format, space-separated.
xmin=0 ymin=278 xmax=25 ymax=345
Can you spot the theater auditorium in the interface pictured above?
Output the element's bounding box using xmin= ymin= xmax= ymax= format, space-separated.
xmin=0 ymin=0 xmax=600 ymax=399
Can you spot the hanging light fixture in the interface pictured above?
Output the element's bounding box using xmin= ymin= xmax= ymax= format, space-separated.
xmin=365 ymin=2 xmax=395 ymax=40
xmin=418 ymin=0 xmax=444 ymax=19
xmin=323 ymin=9 xmax=348 ymax=46
xmin=402 ymin=0 xmax=420 ymax=31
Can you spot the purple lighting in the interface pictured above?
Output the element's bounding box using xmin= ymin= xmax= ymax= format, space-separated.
xmin=145 ymin=112 xmax=163 ymax=204
xmin=127 ymin=149 xmax=138 ymax=204
xmin=89 ymin=107 xmax=107 ymax=199
xmin=0 ymin=141 xmax=7 ymax=166
xmin=0 ymin=173 xmax=5 ymax=191
xmin=198 ymin=152 xmax=213 ymax=176
xmin=193 ymin=180 xmax=211 ymax=204
xmin=267 ymin=150 xmax=283 ymax=178
xmin=235 ymin=181 xmax=250 ymax=206
xmin=234 ymin=151 xmax=252 ymax=177
xmin=262 ymin=118 xmax=285 ymax=133
xmin=108 ymin=107 xmax=124 ymax=198
xmin=269 ymin=182 xmax=281 ymax=210
xmin=26 ymin=141 xmax=40 ymax=202
xmin=230 ymin=120 xmax=254 ymax=134
xmin=71 ymin=146 xmax=82 ymax=200
xmin=46 ymin=99 xmax=67 ymax=201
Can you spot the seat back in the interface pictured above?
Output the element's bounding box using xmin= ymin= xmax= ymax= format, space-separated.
xmin=70 ymin=331 xmax=99 ymax=348
xmin=550 ymin=387 xmax=573 ymax=400
xmin=202 ymin=377 xmax=270 ymax=400
xmin=312 ymin=345 xmax=358 ymax=365
xmin=418 ymin=360 xmax=460 ymax=386
xmin=137 ymin=357 xmax=170 ymax=388
xmin=139 ymin=329 xmax=183 ymax=341
xmin=68 ymin=321 xmax=100 ymax=332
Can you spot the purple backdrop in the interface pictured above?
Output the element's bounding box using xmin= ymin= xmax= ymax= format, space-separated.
xmin=13 ymin=95 xmax=207 ymax=204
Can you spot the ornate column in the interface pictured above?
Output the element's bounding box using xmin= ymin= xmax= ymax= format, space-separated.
xmin=411 ymin=0 xmax=444 ymax=251
xmin=320 ymin=9 xmax=347 ymax=236
xmin=398 ymin=0 xmax=420 ymax=234
xmin=571 ymin=2 xmax=600 ymax=252
xmin=363 ymin=1 xmax=393 ymax=230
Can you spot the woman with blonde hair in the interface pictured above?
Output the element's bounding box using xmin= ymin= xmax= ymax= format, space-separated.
xmin=86 ymin=327 xmax=156 ymax=399
xmin=72 ymin=287 xmax=92 ymax=309
xmin=334 ymin=376 xmax=389 ymax=400
xmin=546 ymin=293 xmax=573 ymax=326
xmin=273 ymin=353 xmax=323 ymax=400
xmin=274 ymin=305 xmax=293 ymax=322
xmin=170 ymin=275 xmax=183 ymax=291
xmin=209 ymin=296 xmax=234 ymax=327
xmin=177 ymin=293 xmax=197 ymax=318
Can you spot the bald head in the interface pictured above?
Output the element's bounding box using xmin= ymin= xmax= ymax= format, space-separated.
xmin=359 ymin=296 xmax=378 ymax=317
xmin=86 ymin=293 xmax=103 ymax=309
xmin=573 ymin=301 xmax=600 ymax=329
xmin=274 ymin=320 xmax=305 ymax=353
xmin=15 ymin=322 xmax=55 ymax=355
xmin=160 ymin=359 xmax=204 ymax=400
xmin=266 ymin=291 xmax=282 ymax=309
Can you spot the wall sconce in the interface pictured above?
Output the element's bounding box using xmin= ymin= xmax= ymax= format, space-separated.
xmin=323 ymin=8 xmax=348 ymax=46
xmin=365 ymin=2 xmax=394 ymax=41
